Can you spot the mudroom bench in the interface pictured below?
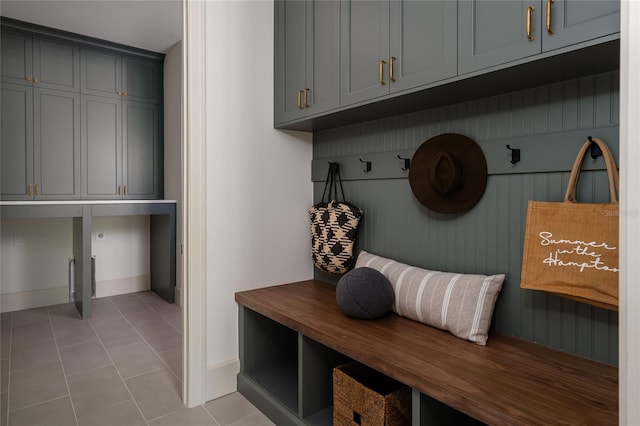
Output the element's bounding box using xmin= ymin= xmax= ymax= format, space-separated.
xmin=235 ymin=280 xmax=618 ymax=425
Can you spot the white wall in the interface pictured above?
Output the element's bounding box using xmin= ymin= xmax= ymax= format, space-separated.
xmin=164 ymin=40 xmax=184 ymax=298
xmin=1 ymin=219 xmax=72 ymax=294
xmin=91 ymin=216 xmax=151 ymax=297
xmin=204 ymin=0 xmax=313 ymax=397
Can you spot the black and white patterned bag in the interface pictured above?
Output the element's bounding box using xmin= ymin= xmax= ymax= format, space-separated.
xmin=309 ymin=163 xmax=363 ymax=274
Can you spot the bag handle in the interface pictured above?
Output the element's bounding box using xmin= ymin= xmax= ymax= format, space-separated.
xmin=333 ymin=163 xmax=346 ymax=202
xmin=564 ymin=137 xmax=619 ymax=204
xmin=321 ymin=162 xmax=335 ymax=203
xmin=321 ymin=162 xmax=346 ymax=203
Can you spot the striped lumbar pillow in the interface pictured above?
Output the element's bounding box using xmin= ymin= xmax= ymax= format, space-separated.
xmin=355 ymin=251 xmax=505 ymax=345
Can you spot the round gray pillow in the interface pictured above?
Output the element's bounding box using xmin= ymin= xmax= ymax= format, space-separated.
xmin=336 ymin=267 xmax=395 ymax=319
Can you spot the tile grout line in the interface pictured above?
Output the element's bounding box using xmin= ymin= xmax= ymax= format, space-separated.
xmin=122 ymin=293 xmax=183 ymax=384
xmin=94 ymin=293 xmax=183 ymax=423
xmin=46 ymin=306 xmax=80 ymax=426
xmin=4 ymin=294 xmax=186 ymax=426
xmin=87 ymin=298 xmax=151 ymax=426
xmin=6 ymin=395 xmax=70 ymax=415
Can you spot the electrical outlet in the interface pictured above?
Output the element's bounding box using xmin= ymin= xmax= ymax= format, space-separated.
xmin=96 ymin=231 xmax=107 ymax=241
xmin=13 ymin=235 xmax=25 ymax=246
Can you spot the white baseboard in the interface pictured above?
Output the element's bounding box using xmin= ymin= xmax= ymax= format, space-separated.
xmin=95 ymin=275 xmax=150 ymax=298
xmin=0 ymin=275 xmax=152 ymax=312
xmin=1 ymin=286 xmax=70 ymax=313
xmin=205 ymin=358 xmax=240 ymax=402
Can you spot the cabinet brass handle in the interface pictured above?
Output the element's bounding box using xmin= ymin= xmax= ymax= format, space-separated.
xmin=124 ymin=186 xmax=127 ymax=196
xmin=303 ymin=88 xmax=310 ymax=108
xmin=546 ymin=0 xmax=554 ymax=34
xmin=297 ymin=90 xmax=303 ymax=109
xmin=27 ymin=184 xmax=32 ymax=196
xmin=34 ymin=78 xmax=39 ymax=84
xmin=117 ymin=91 xmax=122 ymax=96
xmin=379 ymin=60 xmax=386 ymax=85
xmin=123 ymin=91 xmax=127 ymax=97
xmin=390 ymin=56 xmax=396 ymax=82
xmin=25 ymin=76 xmax=33 ymax=83
xmin=118 ymin=185 xmax=122 ymax=195
xmin=35 ymin=184 xmax=39 ymax=196
xmin=526 ymin=6 xmax=535 ymax=41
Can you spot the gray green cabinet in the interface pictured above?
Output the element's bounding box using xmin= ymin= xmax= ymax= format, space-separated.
xmin=122 ymin=101 xmax=160 ymax=199
xmin=1 ymin=83 xmax=80 ymax=200
xmin=340 ymin=1 xmax=390 ymax=106
xmin=388 ymin=1 xmax=457 ymax=93
xmin=458 ymin=0 xmax=620 ymax=75
xmin=81 ymin=95 xmax=122 ymax=199
xmin=1 ymin=83 xmax=33 ymax=200
xmin=1 ymin=29 xmax=80 ymax=92
xmin=458 ymin=1 xmax=542 ymax=75
xmin=340 ymin=0 xmax=457 ymax=106
xmin=81 ymin=47 xmax=161 ymax=104
xmin=542 ymin=0 xmax=620 ymax=52
xmin=274 ymin=0 xmax=340 ymax=125
xmin=275 ymin=1 xmax=620 ymax=130
xmin=1 ymin=19 xmax=164 ymax=201
xmin=34 ymin=89 xmax=81 ymax=199
xmin=82 ymin=95 xmax=160 ymax=200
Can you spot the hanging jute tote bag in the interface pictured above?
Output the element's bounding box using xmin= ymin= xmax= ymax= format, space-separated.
xmin=309 ymin=162 xmax=363 ymax=274
xmin=520 ymin=137 xmax=619 ymax=311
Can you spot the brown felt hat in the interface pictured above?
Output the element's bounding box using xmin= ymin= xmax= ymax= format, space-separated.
xmin=409 ymin=133 xmax=487 ymax=214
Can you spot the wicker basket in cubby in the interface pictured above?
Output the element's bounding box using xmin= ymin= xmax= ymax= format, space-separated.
xmin=333 ymin=363 xmax=411 ymax=426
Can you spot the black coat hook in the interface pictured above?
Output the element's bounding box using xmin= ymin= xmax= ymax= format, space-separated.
xmin=359 ymin=158 xmax=371 ymax=173
xmin=506 ymin=145 xmax=520 ymax=165
xmin=397 ymin=155 xmax=410 ymax=171
xmin=588 ymin=136 xmax=603 ymax=159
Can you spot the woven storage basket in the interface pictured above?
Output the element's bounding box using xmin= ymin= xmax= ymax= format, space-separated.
xmin=333 ymin=363 xmax=411 ymax=426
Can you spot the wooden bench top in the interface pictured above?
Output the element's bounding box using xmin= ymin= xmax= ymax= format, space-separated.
xmin=235 ymin=280 xmax=618 ymax=425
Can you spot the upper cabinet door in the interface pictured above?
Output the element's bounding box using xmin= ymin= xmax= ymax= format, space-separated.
xmin=340 ymin=0 xmax=390 ymax=106
xmin=33 ymin=37 xmax=80 ymax=92
xmin=389 ymin=0 xmax=457 ymax=93
xmin=542 ymin=0 xmax=620 ymax=52
xmin=274 ymin=0 xmax=308 ymax=124
xmin=33 ymin=88 xmax=81 ymax=199
xmin=305 ymin=0 xmax=340 ymax=117
xmin=81 ymin=48 xmax=122 ymax=99
xmin=122 ymin=101 xmax=159 ymax=199
xmin=1 ymin=83 xmax=33 ymax=200
xmin=1 ymin=29 xmax=33 ymax=86
xmin=122 ymin=56 xmax=161 ymax=104
xmin=458 ymin=0 xmax=542 ymax=75
xmin=81 ymin=94 xmax=122 ymax=199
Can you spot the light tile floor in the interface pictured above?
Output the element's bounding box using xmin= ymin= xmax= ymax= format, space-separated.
xmin=0 ymin=292 xmax=272 ymax=426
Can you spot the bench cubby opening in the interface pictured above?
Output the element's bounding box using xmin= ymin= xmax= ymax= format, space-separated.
xmin=239 ymin=306 xmax=298 ymax=414
xmin=301 ymin=336 xmax=352 ymax=425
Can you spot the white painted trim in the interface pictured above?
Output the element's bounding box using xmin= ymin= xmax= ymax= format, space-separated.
xmin=205 ymin=359 xmax=240 ymax=402
xmin=1 ymin=286 xmax=69 ymax=313
xmin=95 ymin=275 xmax=150 ymax=298
xmin=183 ymin=0 xmax=207 ymax=408
xmin=619 ymin=2 xmax=639 ymax=423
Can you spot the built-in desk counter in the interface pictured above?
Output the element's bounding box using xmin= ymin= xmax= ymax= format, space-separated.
xmin=0 ymin=200 xmax=177 ymax=319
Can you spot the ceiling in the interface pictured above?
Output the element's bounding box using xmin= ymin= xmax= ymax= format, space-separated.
xmin=1 ymin=0 xmax=182 ymax=54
